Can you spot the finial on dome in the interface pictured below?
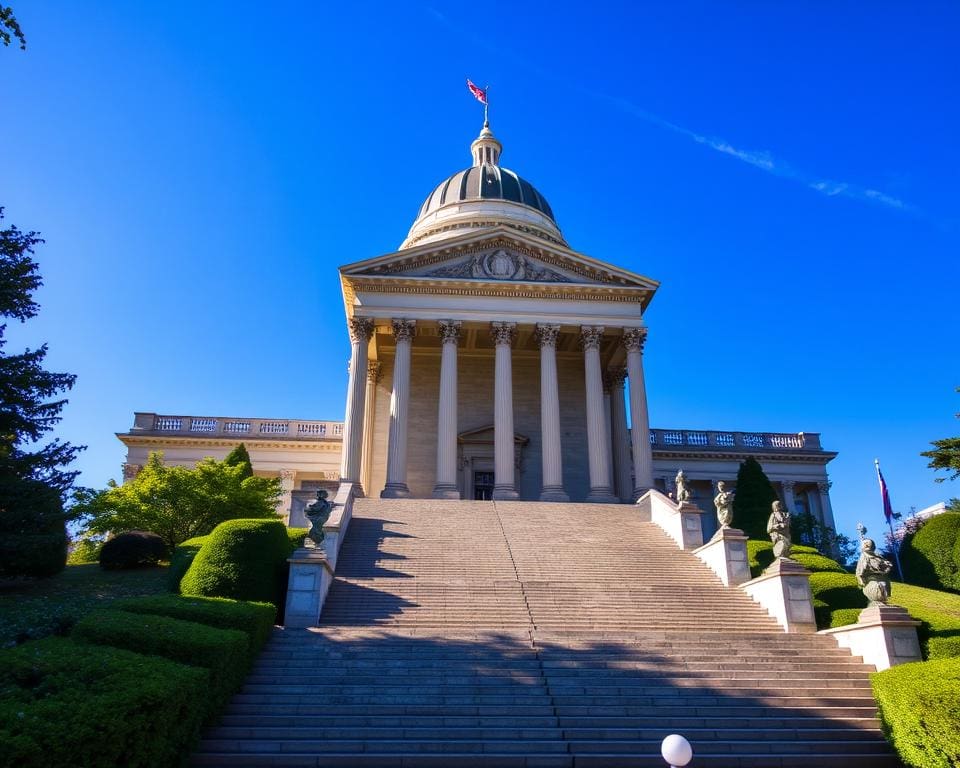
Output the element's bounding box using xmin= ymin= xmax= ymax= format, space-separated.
xmin=466 ymin=78 xmax=500 ymax=166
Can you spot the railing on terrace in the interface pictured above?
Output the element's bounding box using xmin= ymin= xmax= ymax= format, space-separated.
xmin=129 ymin=413 xmax=344 ymax=440
xmin=649 ymin=429 xmax=822 ymax=451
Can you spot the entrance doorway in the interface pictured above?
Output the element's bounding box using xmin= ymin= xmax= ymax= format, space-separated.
xmin=474 ymin=471 xmax=494 ymax=500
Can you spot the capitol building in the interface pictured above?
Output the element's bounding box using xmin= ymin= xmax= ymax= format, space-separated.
xmin=117 ymin=119 xmax=838 ymax=538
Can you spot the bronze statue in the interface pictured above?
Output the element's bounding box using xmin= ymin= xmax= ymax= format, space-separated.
xmin=714 ymin=481 xmax=735 ymax=528
xmin=856 ymin=538 xmax=893 ymax=604
xmin=767 ymin=500 xmax=792 ymax=559
xmin=304 ymin=489 xmax=333 ymax=549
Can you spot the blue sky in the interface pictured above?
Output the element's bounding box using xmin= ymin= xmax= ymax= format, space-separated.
xmin=3 ymin=2 xmax=958 ymax=541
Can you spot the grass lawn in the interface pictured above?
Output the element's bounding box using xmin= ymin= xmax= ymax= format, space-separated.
xmin=0 ymin=563 xmax=169 ymax=646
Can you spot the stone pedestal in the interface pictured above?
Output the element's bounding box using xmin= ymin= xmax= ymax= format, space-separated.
xmin=284 ymin=548 xmax=334 ymax=629
xmin=642 ymin=490 xmax=704 ymax=550
xmin=820 ymin=603 xmax=922 ymax=671
xmin=741 ymin=557 xmax=816 ymax=633
xmin=694 ymin=527 xmax=751 ymax=586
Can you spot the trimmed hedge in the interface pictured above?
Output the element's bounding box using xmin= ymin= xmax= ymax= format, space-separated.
xmin=901 ymin=513 xmax=960 ymax=593
xmin=72 ymin=608 xmax=249 ymax=717
xmin=288 ymin=526 xmax=307 ymax=549
xmin=873 ymin=657 xmax=960 ymax=768
xmin=0 ymin=637 xmax=207 ymax=768
xmin=99 ymin=530 xmax=168 ymax=570
xmin=111 ymin=594 xmax=275 ymax=662
xmin=890 ymin=583 xmax=960 ymax=660
xmin=809 ymin=571 xmax=867 ymax=629
xmin=180 ymin=519 xmax=295 ymax=607
xmin=0 ymin=531 xmax=67 ymax=578
xmin=747 ymin=540 xmax=826 ymax=578
xmin=168 ymin=534 xmax=209 ymax=591
xmin=792 ymin=551 xmax=847 ymax=574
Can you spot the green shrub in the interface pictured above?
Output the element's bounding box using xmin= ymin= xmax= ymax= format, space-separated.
xmin=111 ymin=594 xmax=275 ymax=662
xmin=732 ymin=458 xmax=778 ymax=540
xmin=901 ymin=513 xmax=960 ymax=592
xmin=747 ymin=540 xmax=825 ymax=577
xmin=99 ymin=530 xmax=168 ymax=570
xmin=809 ymin=571 xmax=867 ymax=629
xmin=288 ymin=526 xmax=307 ymax=549
xmin=66 ymin=537 xmax=102 ymax=565
xmin=928 ymin=636 xmax=960 ymax=660
xmin=0 ymin=531 xmax=67 ymax=578
xmin=167 ymin=534 xmax=209 ymax=591
xmin=792 ymin=551 xmax=847 ymax=574
xmin=873 ymin=657 xmax=960 ymax=768
xmin=72 ymin=608 xmax=249 ymax=717
xmin=0 ymin=637 xmax=207 ymax=768
xmin=179 ymin=519 xmax=293 ymax=607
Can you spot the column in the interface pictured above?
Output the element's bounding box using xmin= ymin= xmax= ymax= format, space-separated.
xmin=581 ymin=326 xmax=617 ymax=503
xmin=339 ymin=317 xmax=374 ymax=487
xmin=623 ymin=327 xmax=653 ymax=499
xmin=817 ymin=481 xmax=837 ymax=532
xmin=433 ymin=321 xmax=461 ymax=499
xmin=381 ymin=319 xmax=416 ymax=498
xmin=491 ymin=321 xmax=519 ymax=500
xmin=603 ymin=373 xmax=615 ymax=491
xmin=609 ymin=368 xmax=632 ymax=502
xmin=781 ymin=480 xmax=797 ymax=515
xmin=279 ymin=469 xmax=296 ymax=524
xmin=360 ymin=361 xmax=381 ymax=495
xmin=535 ymin=324 xmax=568 ymax=502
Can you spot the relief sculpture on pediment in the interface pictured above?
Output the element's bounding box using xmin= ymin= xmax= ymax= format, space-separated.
xmin=426 ymin=248 xmax=572 ymax=283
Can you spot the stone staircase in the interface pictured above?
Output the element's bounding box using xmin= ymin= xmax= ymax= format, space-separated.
xmin=193 ymin=499 xmax=900 ymax=767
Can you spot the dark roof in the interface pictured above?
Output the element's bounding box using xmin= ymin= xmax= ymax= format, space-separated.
xmin=416 ymin=165 xmax=556 ymax=223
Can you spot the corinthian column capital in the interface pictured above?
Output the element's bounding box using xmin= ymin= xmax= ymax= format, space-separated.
xmin=609 ymin=367 xmax=628 ymax=388
xmin=534 ymin=323 xmax=560 ymax=348
xmin=580 ymin=325 xmax=605 ymax=351
xmin=366 ymin=360 xmax=382 ymax=383
xmin=622 ymin=327 xmax=648 ymax=353
xmin=391 ymin=319 xmax=417 ymax=341
xmin=348 ymin=317 xmax=375 ymax=343
xmin=490 ymin=321 xmax=517 ymax=347
xmin=438 ymin=320 xmax=462 ymax=345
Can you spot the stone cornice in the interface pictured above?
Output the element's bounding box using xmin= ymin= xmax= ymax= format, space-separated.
xmin=652 ymin=447 xmax=837 ymax=464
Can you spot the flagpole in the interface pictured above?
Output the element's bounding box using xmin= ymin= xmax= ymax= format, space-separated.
xmin=484 ymin=84 xmax=489 ymax=126
xmin=875 ymin=459 xmax=905 ymax=581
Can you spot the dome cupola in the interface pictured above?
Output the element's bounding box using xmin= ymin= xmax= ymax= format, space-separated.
xmin=401 ymin=121 xmax=565 ymax=249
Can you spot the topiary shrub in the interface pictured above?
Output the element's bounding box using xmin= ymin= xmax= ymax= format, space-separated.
xmin=73 ymin=608 xmax=249 ymax=718
xmin=0 ymin=637 xmax=207 ymax=768
xmin=99 ymin=531 xmax=168 ymax=570
xmin=287 ymin=526 xmax=307 ymax=549
xmin=111 ymin=594 xmax=275 ymax=663
xmin=873 ymin=657 xmax=960 ymax=768
xmin=809 ymin=571 xmax=867 ymax=629
xmin=0 ymin=530 xmax=68 ymax=577
xmin=900 ymin=513 xmax=960 ymax=593
xmin=928 ymin=636 xmax=960 ymax=660
xmin=179 ymin=519 xmax=292 ymax=607
xmin=792 ymin=550 xmax=847 ymax=574
xmin=167 ymin=535 xmax=209 ymax=591
xmin=731 ymin=458 xmax=778 ymax=541
xmin=746 ymin=541 xmax=832 ymax=577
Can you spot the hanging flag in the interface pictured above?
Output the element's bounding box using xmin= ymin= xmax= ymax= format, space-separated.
xmin=875 ymin=460 xmax=895 ymax=522
xmin=466 ymin=78 xmax=487 ymax=105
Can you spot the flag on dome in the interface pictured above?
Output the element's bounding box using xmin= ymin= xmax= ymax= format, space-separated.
xmin=466 ymin=79 xmax=487 ymax=105
xmin=875 ymin=460 xmax=895 ymax=522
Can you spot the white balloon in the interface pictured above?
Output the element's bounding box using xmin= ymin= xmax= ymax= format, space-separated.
xmin=661 ymin=734 xmax=694 ymax=766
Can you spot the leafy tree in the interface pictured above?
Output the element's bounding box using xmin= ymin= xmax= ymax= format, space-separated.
xmin=224 ymin=443 xmax=254 ymax=480
xmin=76 ymin=452 xmax=281 ymax=550
xmin=0 ymin=209 xmax=82 ymax=576
xmin=1 ymin=5 xmax=26 ymax=50
xmin=792 ymin=509 xmax=856 ymax=566
xmin=922 ymin=388 xmax=960 ymax=482
xmin=731 ymin=457 xmax=778 ymax=540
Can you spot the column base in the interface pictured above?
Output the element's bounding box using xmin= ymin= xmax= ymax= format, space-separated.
xmin=586 ymin=487 xmax=619 ymax=504
xmin=432 ymin=484 xmax=461 ymax=500
xmin=540 ymin=486 xmax=570 ymax=502
xmin=380 ymin=484 xmax=411 ymax=499
xmin=492 ymin=486 xmax=519 ymax=501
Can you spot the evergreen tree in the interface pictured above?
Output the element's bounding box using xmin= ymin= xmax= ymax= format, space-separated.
xmin=0 ymin=209 xmax=83 ymax=576
xmin=731 ymin=457 xmax=778 ymax=540
xmin=921 ymin=387 xmax=960 ymax=482
xmin=224 ymin=443 xmax=254 ymax=480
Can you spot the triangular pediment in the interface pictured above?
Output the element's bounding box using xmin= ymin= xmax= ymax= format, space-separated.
xmin=340 ymin=227 xmax=659 ymax=292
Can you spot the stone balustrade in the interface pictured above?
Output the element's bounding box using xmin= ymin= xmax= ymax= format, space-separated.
xmin=649 ymin=429 xmax=822 ymax=451
xmin=130 ymin=412 xmax=344 ymax=440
